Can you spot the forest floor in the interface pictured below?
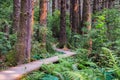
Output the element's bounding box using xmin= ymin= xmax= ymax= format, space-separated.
xmin=0 ymin=48 xmax=76 ymax=80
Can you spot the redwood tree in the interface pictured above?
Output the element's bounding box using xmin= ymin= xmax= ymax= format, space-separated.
xmin=71 ymin=0 xmax=79 ymax=33
xmin=16 ymin=0 xmax=32 ymax=64
xmin=13 ymin=0 xmax=20 ymax=33
xmin=39 ymin=0 xmax=47 ymax=45
xmin=40 ymin=0 xmax=47 ymax=26
xmin=59 ymin=0 xmax=67 ymax=48
xmin=82 ymin=0 xmax=92 ymax=54
xmin=52 ymin=0 xmax=56 ymax=14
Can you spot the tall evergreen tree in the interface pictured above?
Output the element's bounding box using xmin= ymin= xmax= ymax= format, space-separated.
xmin=39 ymin=0 xmax=47 ymax=46
xmin=71 ymin=0 xmax=79 ymax=33
xmin=82 ymin=0 xmax=92 ymax=54
xmin=59 ymin=0 xmax=67 ymax=48
xmin=13 ymin=0 xmax=20 ymax=33
xmin=16 ymin=0 xmax=32 ymax=64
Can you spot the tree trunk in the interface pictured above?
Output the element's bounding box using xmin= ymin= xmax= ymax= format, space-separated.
xmin=102 ymin=0 xmax=106 ymax=9
xmin=79 ymin=0 xmax=83 ymax=34
xmin=105 ymin=0 xmax=109 ymax=8
xmin=66 ymin=0 xmax=70 ymax=12
xmin=13 ymin=0 xmax=20 ymax=33
xmin=82 ymin=0 xmax=91 ymax=31
xmin=52 ymin=0 xmax=56 ymax=14
xmin=93 ymin=0 xmax=98 ymax=13
xmin=32 ymin=0 xmax=34 ymax=34
xmin=40 ymin=0 xmax=47 ymax=26
xmin=98 ymin=0 xmax=102 ymax=10
xmin=39 ymin=0 xmax=47 ymax=45
xmin=70 ymin=0 xmax=73 ymax=30
xmin=59 ymin=0 xmax=67 ymax=48
xmin=82 ymin=0 xmax=92 ymax=54
xmin=71 ymin=0 xmax=79 ymax=33
xmin=16 ymin=0 xmax=32 ymax=64
xmin=57 ymin=0 xmax=61 ymax=10
xmin=108 ymin=0 xmax=115 ymax=8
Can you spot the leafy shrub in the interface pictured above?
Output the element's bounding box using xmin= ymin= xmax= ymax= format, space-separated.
xmin=5 ymin=50 xmax=16 ymax=66
xmin=0 ymin=32 xmax=16 ymax=55
xmin=47 ymin=10 xmax=60 ymax=38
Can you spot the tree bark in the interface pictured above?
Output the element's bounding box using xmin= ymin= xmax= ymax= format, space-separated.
xmin=40 ymin=0 xmax=47 ymax=26
xmin=52 ymin=0 xmax=56 ymax=14
xmin=70 ymin=0 xmax=73 ymax=30
xmin=82 ymin=0 xmax=92 ymax=54
xmin=13 ymin=0 xmax=21 ymax=33
xmin=16 ymin=0 xmax=32 ymax=64
xmin=82 ymin=0 xmax=91 ymax=31
xmin=79 ymin=0 xmax=83 ymax=34
xmin=39 ymin=0 xmax=47 ymax=46
xmin=57 ymin=0 xmax=61 ymax=10
xmin=108 ymin=0 xmax=115 ymax=8
xmin=59 ymin=0 xmax=67 ymax=48
xmin=71 ymin=0 xmax=79 ymax=33
xmin=93 ymin=0 xmax=98 ymax=13
xmin=32 ymin=0 xmax=34 ymax=34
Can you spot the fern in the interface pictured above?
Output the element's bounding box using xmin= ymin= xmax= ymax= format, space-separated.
xmin=63 ymin=70 xmax=99 ymax=80
xmin=102 ymin=47 xmax=120 ymax=78
xmin=22 ymin=71 xmax=44 ymax=80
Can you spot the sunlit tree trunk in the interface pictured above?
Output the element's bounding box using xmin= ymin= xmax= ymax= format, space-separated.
xmin=13 ymin=0 xmax=20 ymax=33
xmin=59 ymin=0 xmax=67 ymax=48
xmin=39 ymin=0 xmax=47 ymax=45
xmin=82 ymin=0 xmax=92 ymax=54
xmin=16 ymin=0 xmax=32 ymax=64
xmin=32 ymin=0 xmax=34 ymax=34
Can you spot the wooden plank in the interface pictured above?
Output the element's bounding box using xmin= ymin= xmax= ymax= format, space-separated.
xmin=0 ymin=49 xmax=76 ymax=80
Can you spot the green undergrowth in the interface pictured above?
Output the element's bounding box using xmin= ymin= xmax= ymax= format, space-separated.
xmin=22 ymin=49 xmax=120 ymax=80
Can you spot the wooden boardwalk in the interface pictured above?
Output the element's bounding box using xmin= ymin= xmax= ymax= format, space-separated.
xmin=0 ymin=48 xmax=76 ymax=80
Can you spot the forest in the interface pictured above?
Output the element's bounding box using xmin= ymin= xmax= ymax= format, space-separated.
xmin=0 ymin=0 xmax=120 ymax=80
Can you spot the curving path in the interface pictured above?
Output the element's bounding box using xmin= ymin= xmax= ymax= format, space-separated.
xmin=0 ymin=48 xmax=76 ymax=80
